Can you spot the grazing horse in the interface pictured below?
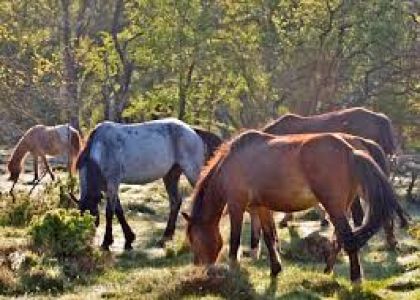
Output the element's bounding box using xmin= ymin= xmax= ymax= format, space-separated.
xmin=248 ymin=133 xmax=407 ymax=260
xmin=7 ymin=124 xmax=82 ymax=191
xmin=262 ymin=107 xmax=399 ymax=234
xmin=75 ymin=118 xmax=208 ymax=250
xmin=183 ymin=130 xmax=400 ymax=283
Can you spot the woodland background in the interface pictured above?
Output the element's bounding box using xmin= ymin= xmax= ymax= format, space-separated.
xmin=0 ymin=0 xmax=419 ymax=149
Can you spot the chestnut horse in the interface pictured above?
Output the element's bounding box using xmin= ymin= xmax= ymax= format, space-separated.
xmin=262 ymin=107 xmax=399 ymax=233
xmin=7 ymin=124 xmax=82 ymax=191
xmin=183 ymin=130 xmax=399 ymax=283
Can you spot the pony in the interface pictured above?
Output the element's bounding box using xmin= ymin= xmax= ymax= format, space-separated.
xmin=74 ymin=118 xmax=216 ymax=250
xmin=263 ymin=107 xmax=398 ymax=230
xmin=249 ymin=133 xmax=407 ymax=260
xmin=183 ymin=130 xmax=400 ymax=283
xmin=7 ymin=124 xmax=82 ymax=191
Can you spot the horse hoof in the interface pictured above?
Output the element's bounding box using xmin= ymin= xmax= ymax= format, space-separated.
xmin=270 ymin=263 xmax=282 ymax=277
xmin=249 ymin=248 xmax=260 ymax=260
xmin=279 ymin=221 xmax=288 ymax=228
xmin=101 ymin=244 xmax=111 ymax=251
xmin=324 ymin=266 xmax=333 ymax=274
xmin=320 ymin=219 xmax=329 ymax=227
xmin=386 ymin=239 xmax=397 ymax=251
xmin=124 ymin=243 xmax=133 ymax=251
xmin=351 ymin=277 xmax=362 ymax=286
xmin=156 ymin=238 xmax=168 ymax=248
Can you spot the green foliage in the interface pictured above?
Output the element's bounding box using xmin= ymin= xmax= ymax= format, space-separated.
xmin=0 ymin=196 xmax=34 ymax=227
xmin=408 ymin=222 xmax=420 ymax=242
xmin=29 ymin=209 xmax=96 ymax=259
xmin=1 ymin=0 xmax=418 ymax=146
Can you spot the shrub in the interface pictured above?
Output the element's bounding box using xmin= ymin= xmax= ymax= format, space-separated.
xmin=0 ymin=194 xmax=34 ymax=227
xmin=408 ymin=222 xmax=420 ymax=242
xmin=29 ymin=209 xmax=96 ymax=259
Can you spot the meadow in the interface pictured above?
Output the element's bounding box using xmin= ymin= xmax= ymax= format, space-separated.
xmin=0 ymin=148 xmax=419 ymax=300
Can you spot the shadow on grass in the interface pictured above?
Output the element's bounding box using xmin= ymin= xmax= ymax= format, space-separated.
xmin=333 ymin=248 xmax=405 ymax=280
xmin=115 ymin=248 xmax=191 ymax=271
xmin=156 ymin=266 xmax=259 ymax=300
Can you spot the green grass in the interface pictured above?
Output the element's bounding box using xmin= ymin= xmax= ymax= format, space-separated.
xmin=0 ymin=174 xmax=419 ymax=299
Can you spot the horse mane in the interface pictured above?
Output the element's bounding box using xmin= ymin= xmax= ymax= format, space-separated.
xmin=191 ymin=127 xmax=223 ymax=160
xmin=190 ymin=130 xmax=269 ymax=222
xmin=75 ymin=126 xmax=100 ymax=170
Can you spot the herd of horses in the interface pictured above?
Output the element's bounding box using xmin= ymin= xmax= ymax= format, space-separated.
xmin=6 ymin=107 xmax=410 ymax=284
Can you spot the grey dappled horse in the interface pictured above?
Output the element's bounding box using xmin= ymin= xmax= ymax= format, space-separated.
xmin=75 ymin=118 xmax=208 ymax=250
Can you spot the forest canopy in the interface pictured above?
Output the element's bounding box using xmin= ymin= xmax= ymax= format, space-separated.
xmin=0 ymin=0 xmax=419 ymax=149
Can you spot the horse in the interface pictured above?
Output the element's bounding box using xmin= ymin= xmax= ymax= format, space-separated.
xmin=73 ymin=118 xmax=218 ymax=250
xmin=248 ymin=133 xmax=407 ymax=260
xmin=183 ymin=130 xmax=400 ymax=283
xmin=262 ymin=107 xmax=398 ymax=229
xmin=7 ymin=124 xmax=82 ymax=192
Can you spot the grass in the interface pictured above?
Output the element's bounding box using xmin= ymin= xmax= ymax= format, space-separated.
xmin=0 ymin=170 xmax=419 ymax=299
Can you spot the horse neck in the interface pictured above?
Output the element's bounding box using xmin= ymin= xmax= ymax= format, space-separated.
xmin=192 ymin=179 xmax=226 ymax=227
xmin=8 ymin=138 xmax=30 ymax=172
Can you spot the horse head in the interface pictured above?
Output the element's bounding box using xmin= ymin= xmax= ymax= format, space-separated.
xmin=182 ymin=212 xmax=222 ymax=265
xmin=69 ymin=192 xmax=100 ymax=227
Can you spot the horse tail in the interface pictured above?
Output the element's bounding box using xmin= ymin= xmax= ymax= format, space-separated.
xmin=359 ymin=140 xmax=409 ymax=228
xmin=192 ymin=127 xmax=223 ymax=160
xmin=377 ymin=116 xmax=397 ymax=155
xmin=360 ymin=140 xmax=389 ymax=176
xmin=69 ymin=129 xmax=82 ymax=173
xmin=349 ymin=150 xmax=399 ymax=250
xmin=76 ymin=127 xmax=104 ymax=204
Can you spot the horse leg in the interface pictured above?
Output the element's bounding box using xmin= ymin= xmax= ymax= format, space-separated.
xmin=329 ymin=215 xmax=362 ymax=283
xmin=115 ymin=197 xmax=136 ymax=250
xmin=228 ymin=202 xmax=245 ymax=267
xmin=159 ymin=165 xmax=182 ymax=247
xmin=351 ymin=196 xmax=364 ymax=227
xmin=315 ymin=205 xmax=329 ymax=227
xmin=406 ymin=173 xmax=417 ymax=202
xmin=324 ymin=229 xmax=342 ymax=274
xmin=258 ymin=207 xmax=282 ymax=277
xmin=249 ymin=209 xmax=262 ymax=259
xmin=33 ymin=155 xmax=39 ymax=182
xmin=40 ymin=155 xmax=55 ymax=181
xmin=383 ymin=218 xmax=397 ymax=249
xmin=279 ymin=213 xmax=293 ymax=228
xmin=102 ymin=186 xmax=118 ymax=251
xmin=102 ymin=199 xmax=114 ymax=251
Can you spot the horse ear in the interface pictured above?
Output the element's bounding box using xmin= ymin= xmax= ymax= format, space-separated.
xmin=182 ymin=212 xmax=191 ymax=223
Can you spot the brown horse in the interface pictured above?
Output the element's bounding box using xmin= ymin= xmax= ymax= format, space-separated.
xmin=249 ymin=133 xmax=407 ymax=262
xmin=263 ymin=107 xmax=398 ymax=229
xmin=183 ymin=130 xmax=399 ymax=283
xmin=7 ymin=124 xmax=82 ymax=191
xmin=264 ymin=107 xmax=397 ymax=155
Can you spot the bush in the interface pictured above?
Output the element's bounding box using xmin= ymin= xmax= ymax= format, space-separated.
xmin=29 ymin=209 xmax=96 ymax=259
xmin=0 ymin=194 xmax=34 ymax=227
xmin=408 ymin=222 xmax=420 ymax=242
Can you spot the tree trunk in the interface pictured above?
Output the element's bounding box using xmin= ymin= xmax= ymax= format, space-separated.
xmin=61 ymin=0 xmax=80 ymax=130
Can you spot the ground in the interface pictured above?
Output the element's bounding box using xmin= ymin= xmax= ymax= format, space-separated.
xmin=0 ymin=148 xmax=419 ymax=299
